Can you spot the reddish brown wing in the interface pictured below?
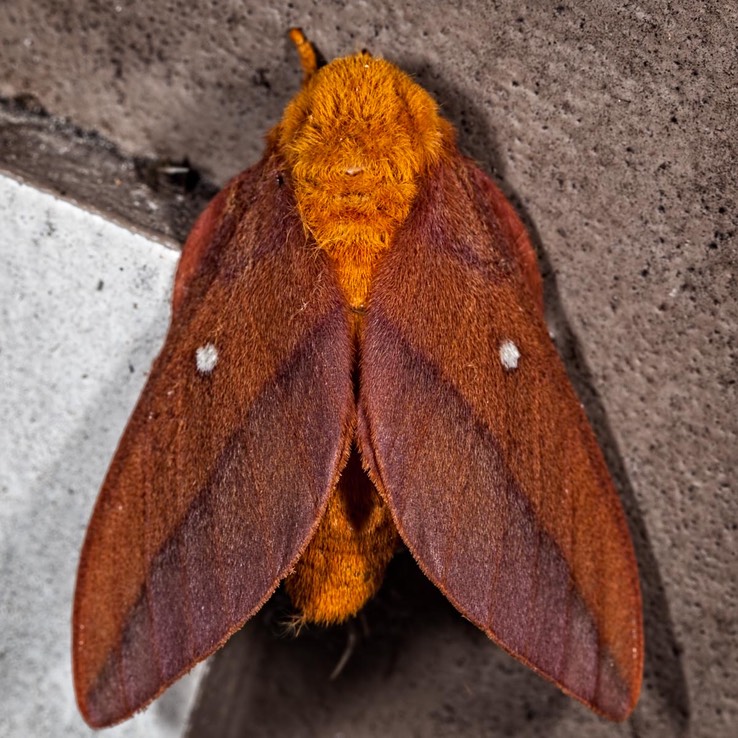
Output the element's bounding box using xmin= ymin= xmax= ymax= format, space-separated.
xmin=73 ymin=149 xmax=353 ymax=727
xmin=359 ymin=152 xmax=643 ymax=720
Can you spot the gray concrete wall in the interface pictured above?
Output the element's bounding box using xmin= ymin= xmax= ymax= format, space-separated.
xmin=0 ymin=2 xmax=735 ymax=737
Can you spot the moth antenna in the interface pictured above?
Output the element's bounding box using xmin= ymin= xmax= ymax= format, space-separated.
xmin=288 ymin=27 xmax=326 ymax=82
xmin=330 ymin=619 xmax=359 ymax=680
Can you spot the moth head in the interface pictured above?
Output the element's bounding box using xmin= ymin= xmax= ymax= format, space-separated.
xmin=277 ymin=51 xmax=450 ymax=233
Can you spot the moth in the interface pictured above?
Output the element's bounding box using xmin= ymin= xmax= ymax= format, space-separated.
xmin=73 ymin=29 xmax=643 ymax=727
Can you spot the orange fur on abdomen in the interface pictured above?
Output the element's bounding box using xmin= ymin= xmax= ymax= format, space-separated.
xmin=285 ymin=445 xmax=399 ymax=624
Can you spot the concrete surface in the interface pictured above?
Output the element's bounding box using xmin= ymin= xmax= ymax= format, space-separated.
xmin=0 ymin=1 xmax=736 ymax=737
xmin=0 ymin=95 xmax=218 ymax=245
xmin=0 ymin=175 xmax=203 ymax=737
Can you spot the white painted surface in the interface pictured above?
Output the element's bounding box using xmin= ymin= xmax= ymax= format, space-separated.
xmin=0 ymin=174 xmax=203 ymax=738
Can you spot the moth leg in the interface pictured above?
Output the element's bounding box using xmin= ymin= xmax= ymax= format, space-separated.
xmin=330 ymin=619 xmax=360 ymax=680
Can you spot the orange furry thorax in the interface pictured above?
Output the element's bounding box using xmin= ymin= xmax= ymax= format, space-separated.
xmin=278 ymin=51 xmax=450 ymax=308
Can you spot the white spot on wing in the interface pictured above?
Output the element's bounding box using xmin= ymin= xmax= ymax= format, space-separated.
xmin=196 ymin=343 xmax=218 ymax=374
xmin=499 ymin=339 xmax=520 ymax=371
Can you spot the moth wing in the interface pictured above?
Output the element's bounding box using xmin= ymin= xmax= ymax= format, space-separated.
xmin=359 ymin=155 xmax=643 ymax=720
xmin=73 ymin=153 xmax=353 ymax=727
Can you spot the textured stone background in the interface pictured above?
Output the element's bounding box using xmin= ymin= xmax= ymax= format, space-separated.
xmin=1 ymin=1 xmax=735 ymax=737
